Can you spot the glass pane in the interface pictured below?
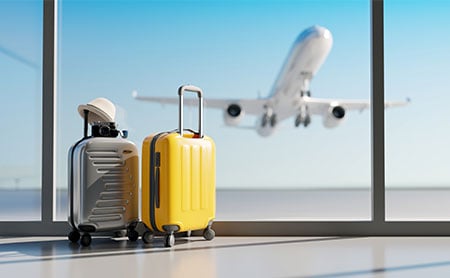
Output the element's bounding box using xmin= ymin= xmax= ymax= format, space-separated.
xmin=0 ymin=1 xmax=43 ymax=221
xmin=56 ymin=0 xmax=371 ymax=221
xmin=385 ymin=0 xmax=450 ymax=220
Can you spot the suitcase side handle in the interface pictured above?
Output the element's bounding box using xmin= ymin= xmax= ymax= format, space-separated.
xmin=178 ymin=85 xmax=204 ymax=138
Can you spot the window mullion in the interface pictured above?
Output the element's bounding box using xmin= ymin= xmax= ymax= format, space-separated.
xmin=371 ymin=0 xmax=386 ymax=224
xmin=41 ymin=0 xmax=56 ymax=223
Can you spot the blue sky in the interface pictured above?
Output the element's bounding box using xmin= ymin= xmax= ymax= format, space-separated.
xmin=0 ymin=1 xmax=42 ymax=185
xmin=55 ymin=0 xmax=372 ymax=190
xmin=385 ymin=0 xmax=450 ymax=187
xmin=3 ymin=0 xmax=450 ymax=191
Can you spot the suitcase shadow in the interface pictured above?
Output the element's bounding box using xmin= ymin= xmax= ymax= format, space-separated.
xmin=0 ymin=236 xmax=356 ymax=266
xmin=0 ymin=236 xmax=353 ymax=257
xmin=0 ymin=235 xmax=194 ymax=265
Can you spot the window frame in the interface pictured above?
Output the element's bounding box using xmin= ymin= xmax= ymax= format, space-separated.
xmin=2 ymin=0 xmax=450 ymax=236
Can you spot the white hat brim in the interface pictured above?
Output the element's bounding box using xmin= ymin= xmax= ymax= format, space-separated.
xmin=78 ymin=103 xmax=114 ymax=123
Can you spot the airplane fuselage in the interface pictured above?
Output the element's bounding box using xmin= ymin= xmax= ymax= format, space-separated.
xmin=257 ymin=26 xmax=333 ymax=136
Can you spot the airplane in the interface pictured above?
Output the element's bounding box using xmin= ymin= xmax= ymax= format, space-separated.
xmin=133 ymin=25 xmax=409 ymax=137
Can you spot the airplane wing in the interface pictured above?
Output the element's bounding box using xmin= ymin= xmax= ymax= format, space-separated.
xmin=304 ymin=96 xmax=410 ymax=115
xmin=133 ymin=91 xmax=268 ymax=115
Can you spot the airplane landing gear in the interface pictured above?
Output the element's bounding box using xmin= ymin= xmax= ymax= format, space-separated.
xmin=262 ymin=114 xmax=277 ymax=127
xmin=295 ymin=115 xmax=302 ymax=127
xmin=303 ymin=115 xmax=311 ymax=127
xmin=262 ymin=114 xmax=270 ymax=127
xmin=261 ymin=105 xmax=277 ymax=128
xmin=295 ymin=114 xmax=311 ymax=127
xmin=270 ymin=114 xmax=277 ymax=127
xmin=295 ymin=106 xmax=311 ymax=127
xmin=300 ymin=90 xmax=311 ymax=97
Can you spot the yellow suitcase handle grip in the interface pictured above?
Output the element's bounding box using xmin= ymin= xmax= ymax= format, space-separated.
xmin=178 ymin=85 xmax=204 ymax=138
xmin=178 ymin=85 xmax=203 ymax=97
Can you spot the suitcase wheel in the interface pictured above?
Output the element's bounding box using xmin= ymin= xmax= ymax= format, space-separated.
xmin=80 ymin=233 xmax=92 ymax=247
xmin=142 ymin=231 xmax=154 ymax=244
xmin=68 ymin=230 xmax=80 ymax=243
xmin=164 ymin=233 xmax=175 ymax=248
xmin=203 ymin=228 xmax=215 ymax=241
xmin=113 ymin=230 xmax=127 ymax=238
xmin=127 ymin=229 xmax=139 ymax=242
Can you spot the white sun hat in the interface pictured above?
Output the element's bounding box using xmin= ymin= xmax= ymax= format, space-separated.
xmin=77 ymin=97 xmax=116 ymax=123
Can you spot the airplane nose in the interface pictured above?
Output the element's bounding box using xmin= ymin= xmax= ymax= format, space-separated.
xmin=314 ymin=26 xmax=332 ymax=39
xmin=295 ymin=25 xmax=332 ymax=43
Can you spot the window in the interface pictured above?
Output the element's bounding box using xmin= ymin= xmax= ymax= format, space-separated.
xmin=3 ymin=0 xmax=450 ymax=236
xmin=385 ymin=0 xmax=450 ymax=220
xmin=56 ymin=0 xmax=371 ymax=221
xmin=0 ymin=0 xmax=43 ymax=221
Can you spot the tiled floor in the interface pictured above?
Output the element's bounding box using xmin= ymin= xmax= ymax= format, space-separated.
xmin=2 ymin=236 xmax=450 ymax=277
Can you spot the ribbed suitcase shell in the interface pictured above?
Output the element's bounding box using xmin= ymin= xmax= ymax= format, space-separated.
xmin=142 ymin=132 xmax=215 ymax=234
xmin=68 ymin=137 xmax=139 ymax=233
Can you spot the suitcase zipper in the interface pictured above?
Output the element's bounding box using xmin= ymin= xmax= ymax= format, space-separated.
xmin=155 ymin=152 xmax=161 ymax=208
xmin=149 ymin=132 xmax=168 ymax=233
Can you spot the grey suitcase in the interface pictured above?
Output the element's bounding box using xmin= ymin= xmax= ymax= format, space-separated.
xmin=68 ymin=110 xmax=139 ymax=246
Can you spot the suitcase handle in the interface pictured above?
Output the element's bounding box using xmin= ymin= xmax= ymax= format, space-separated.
xmin=178 ymin=85 xmax=203 ymax=138
xmin=83 ymin=110 xmax=89 ymax=138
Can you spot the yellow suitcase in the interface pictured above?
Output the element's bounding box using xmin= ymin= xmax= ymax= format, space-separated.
xmin=142 ymin=85 xmax=216 ymax=247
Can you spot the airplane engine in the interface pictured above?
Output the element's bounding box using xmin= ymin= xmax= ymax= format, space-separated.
xmin=323 ymin=105 xmax=346 ymax=128
xmin=223 ymin=103 xmax=244 ymax=126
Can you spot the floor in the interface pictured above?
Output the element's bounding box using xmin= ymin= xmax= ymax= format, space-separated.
xmin=2 ymin=236 xmax=450 ymax=277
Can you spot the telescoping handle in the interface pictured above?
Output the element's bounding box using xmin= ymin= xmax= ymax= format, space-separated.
xmin=178 ymin=85 xmax=203 ymax=138
xmin=83 ymin=110 xmax=89 ymax=138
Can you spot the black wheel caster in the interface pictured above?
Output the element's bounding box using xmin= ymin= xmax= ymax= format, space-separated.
xmin=127 ymin=229 xmax=139 ymax=242
xmin=203 ymin=228 xmax=215 ymax=241
xmin=68 ymin=230 xmax=80 ymax=243
xmin=142 ymin=231 xmax=154 ymax=244
xmin=80 ymin=233 xmax=92 ymax=247
xmin=164 ymin=233 xmax=175 ymax=247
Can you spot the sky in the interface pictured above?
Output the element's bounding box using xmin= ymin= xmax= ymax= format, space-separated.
xmin=55 ymin=0 xmax=372 ymax=190
xmin=2 ymin=0 xmax=450 ymax=192
xmin=0 ymin=1 xmax=42 ymax=186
